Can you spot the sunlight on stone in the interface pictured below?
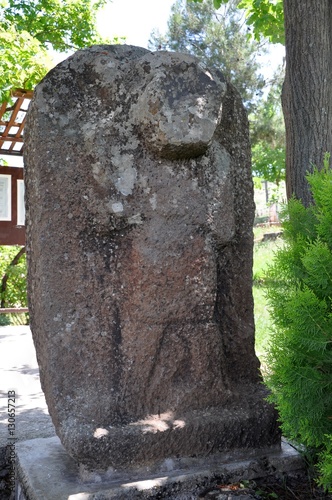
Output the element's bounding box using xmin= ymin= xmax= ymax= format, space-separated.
xmin=122 ymin=477 xmax=168 ymax=491
xmin=93 ymin=428 xmax=109 ymax=439
xmin=68 ymin=494 xmax=90 ymax=499
xmin=173 ymin=419 xmax=186 ymax=429
xmin=130 ymin=411 xmax=186 ymax=434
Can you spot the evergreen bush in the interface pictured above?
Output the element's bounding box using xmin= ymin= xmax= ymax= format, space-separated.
xmin=265 ymin=153 xmax=332 ymax=491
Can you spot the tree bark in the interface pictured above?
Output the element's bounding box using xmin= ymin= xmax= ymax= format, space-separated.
xmin=282 ymin=0 xmax=332 ymax=206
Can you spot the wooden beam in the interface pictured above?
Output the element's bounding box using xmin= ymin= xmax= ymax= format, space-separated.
xmin=0 ymin=136 xmax=24 ymax=143
xmin=0 ymin=149 xmax=23 ymax=156
xmin=0 ymin=90 xmax=33 ymax=157
xmin=0 ymin=308 xmax=28 ymax=314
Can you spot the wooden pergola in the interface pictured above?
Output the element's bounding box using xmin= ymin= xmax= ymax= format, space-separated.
xmin=0 ymin=90 xmax=32 ymax=316
xmin=0 ymin=89 xmax=33 ymax=245
xmin=0 ymin=89 xmax=33 ymax=157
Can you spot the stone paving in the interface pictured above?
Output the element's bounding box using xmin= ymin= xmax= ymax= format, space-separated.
xmin=0 ymin=325 xmax=55 ymax=454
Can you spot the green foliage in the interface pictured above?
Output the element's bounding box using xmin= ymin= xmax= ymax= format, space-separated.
xmin=318 ymin=436 xmax=332 ymax=491
xmin=237 ymin=0 xmax=284 ymax=44
xmin=0 ymin=246 xmax=28 ymax=325
xmin=150 ymin=0 xmax=266 ymax=112
xmin=190 ymin=0 xmax=285 ymax=44
xmin=252 ymin=142 xmax=285 ymax=185
xmin=250 ymin=68 xmax=285 ymax=183
xmin=250 ymin=68 xmax=284 ymax=146
xmin=265 ymin=154 xmax=332 ymax=490
xmin=253 ymin=236 xmax=284 ymax=362
xmin=0 ymin=246 xmax=27 ymax=308
xmin=159 ymin=0 xmax=285 ymax=185
xmin=0 ymin=0 xmax=111 ymax=101
xmin=0 ymin=23 xmax=52 ymax=102
xmin=1 ymin=0 xmax=108 ymax=51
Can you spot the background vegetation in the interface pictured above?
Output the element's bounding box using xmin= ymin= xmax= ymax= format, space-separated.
xmin=0 ymin=0 xmax=111 ymax=101
xmin=0 ymin=245 xmax=27 ymax=325
xmin=150 ymin=0 xmax=286 ymax=185
xmin=252 ymin=228 xmax=283 ymax=366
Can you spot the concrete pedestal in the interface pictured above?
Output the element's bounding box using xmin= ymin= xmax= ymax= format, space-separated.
xmin=16 ymin=436 xmax=303 ymax=500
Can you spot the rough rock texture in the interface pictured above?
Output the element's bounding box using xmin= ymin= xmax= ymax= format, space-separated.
xmin=24 ymin=45 xmax=280 ymax=470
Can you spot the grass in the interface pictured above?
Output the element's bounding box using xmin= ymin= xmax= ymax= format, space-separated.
xmin=253 ymin=227 xmax=284 ymax=367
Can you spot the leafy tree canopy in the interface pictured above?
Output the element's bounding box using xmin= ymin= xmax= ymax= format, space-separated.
xmin=190 ymin=0 xmax=284 ymax=44
xmin=150 ymin=0 xmax=266 ymax=113
xmin=250 ymin=67 xmax=285 ymax=183
xmin=151 ymin=0 xmax=285 ymax=184
xmin=0 ymin=0 xmax=111 ymax=101
xmin=0 ymin=23 xmax=52 ymax=101
xmin=1 ymin=0 xmax=108 ymax=51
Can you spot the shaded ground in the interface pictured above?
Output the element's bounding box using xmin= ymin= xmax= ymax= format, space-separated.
xmin=198 ymin=472 xmax=332 ymax=499
xmin=1 ymin=468 xmax=332 ymax=499
xmin=0 ymin=325 xmax=55 ymax=500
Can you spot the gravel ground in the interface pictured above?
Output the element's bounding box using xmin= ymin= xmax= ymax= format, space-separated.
xmin=1 ymin=467 xmax=332 ymax=499
xmin=198 ymin=471 xmax=332 ymax=499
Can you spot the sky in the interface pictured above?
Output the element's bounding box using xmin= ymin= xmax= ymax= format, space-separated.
xmin=96 ymin=0 xmax=175 ymax=49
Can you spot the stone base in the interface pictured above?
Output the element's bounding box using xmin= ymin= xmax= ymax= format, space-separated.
xmin=16 ymin=436 xmax=304 ymax=500
xmin=53 ymin=391 xmax=281 ymax=470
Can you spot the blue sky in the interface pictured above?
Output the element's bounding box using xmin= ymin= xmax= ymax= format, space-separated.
xmin=97 ymin=0 xmax=175 ymax=49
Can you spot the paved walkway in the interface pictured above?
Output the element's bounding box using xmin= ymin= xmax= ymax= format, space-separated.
xmin=0 ymin=325 xmax=55 ymax=452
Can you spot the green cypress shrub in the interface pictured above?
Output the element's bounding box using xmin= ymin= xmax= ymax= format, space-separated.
xmin=265 ymin=153 xmax=332 ymax=490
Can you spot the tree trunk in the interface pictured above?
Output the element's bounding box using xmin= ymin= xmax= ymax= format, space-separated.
xmin=282 ymin=0 xmax=332 ymax=206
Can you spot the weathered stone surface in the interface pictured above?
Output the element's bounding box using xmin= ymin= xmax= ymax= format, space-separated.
xmin=24 ymin=45 xmax=280 ymax=470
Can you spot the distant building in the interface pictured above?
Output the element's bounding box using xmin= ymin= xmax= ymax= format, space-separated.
xmin=0 ymin=90 xmax=32 ymax=245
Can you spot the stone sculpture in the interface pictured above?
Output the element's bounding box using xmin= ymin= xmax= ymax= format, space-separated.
xmin=24 ymin=45 xmax=280 ymax=471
